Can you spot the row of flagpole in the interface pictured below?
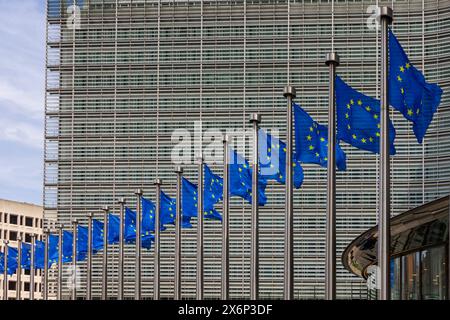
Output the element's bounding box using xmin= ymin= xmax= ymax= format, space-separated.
xmin=1 ymin=6 xmax=395 ymax=301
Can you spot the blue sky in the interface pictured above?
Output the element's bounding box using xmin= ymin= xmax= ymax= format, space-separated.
xmin=0 ymin=1 xmax=45 ymax=205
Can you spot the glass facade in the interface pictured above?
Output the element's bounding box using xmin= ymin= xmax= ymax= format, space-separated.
xmin=45 ymin=0 xmax=450 ymax=299
xmin=391 ymin=245 xmax=447 ymax=300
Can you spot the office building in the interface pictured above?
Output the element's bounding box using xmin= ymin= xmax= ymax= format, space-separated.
xmin=44 ymin=0 xmax=450 ymax=299
xmin=0 ymin=199 xmax=43 ymax=300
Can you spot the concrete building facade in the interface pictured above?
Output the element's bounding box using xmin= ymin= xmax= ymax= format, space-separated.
xmin=0 ymin=199 xmax=43 ymax=300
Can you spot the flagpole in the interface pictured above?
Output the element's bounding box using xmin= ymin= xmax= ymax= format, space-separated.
xmin=86 ymin=213 xmax=93 ymax=300
xmin=325 ymin=52 xmax=339 ymax=300
xmin=379 ymin=6 xmax=393 ymax=301
xmin=197 ymin=155 xmax=204 ymax=300
xmin=57 ymin=224 xmax=63 ymax=300
xmin=30 ymin=234 xmax=35 ymax=300
xmin=154 ymin=179 xmax=162 ymax=300
xmin=3 ymin=240 xmax=8 ymax=300
xmin=283 ymin=85 xmax=296 ymax=300
xmin=249 ymin=113 xmax=261 ymax=300
xmin=71 ymin=219 xmax=78 ymax=300
xmin=221 ymin=135 xmax=230 ymax=300
xmin=43 ymin=228 xmax=50 ymax=300
xmin=101 ymin=205 xmax=109 ymax=300
xmin=448 ymin=194 xmax=450 ymax=300
xmin=16 ymin=236 xmax=22 ymax=300
xmin=135 ymin=188 xmax=143 ymax=300
xmin=118 ymin=197 xmax=126 ymax=300
xmin=174 ymin=166 xmax=183 ymax=300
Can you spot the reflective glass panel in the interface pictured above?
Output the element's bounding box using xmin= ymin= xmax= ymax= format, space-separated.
xmin=402 ymin=252 xmax=420 ymax=300
xmin=421 ymin=246 xmax=447 ymax=300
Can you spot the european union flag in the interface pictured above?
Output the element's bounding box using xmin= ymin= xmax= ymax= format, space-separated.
xmin=0 ymin=246 xmax=19 ymax=275
xmin=34 ymin=240 xmax=46 ymax=269
xmin=124 ymin=207 xmax=155 ymax=248
xmin=335 ymin=76 xmax=396 ymax=155
xmin=92 ymin=219 xmax=104 ymax=252
xmin=142 ymin=197 xmax=171 ymax=240
xmin=182 ymin=177 xmax=198 ymax=220
xmin=258 ymin=129 xmax=304 ymax=188
xmin=108 ymin=213 xmax=120 ymax=244
xmin=142 ymin=197 xmax=157 ymax=232
xmin=76 ymin=225 xmax=88 ymax=261
xmin=62 ymin=231 xmax=73 ymax=263
xmin=160 ymin=191 xmax=176 ymax=226
xmin=293 ymin=103 xmax=347 ymax=171
xmin=125 ymin=207 xmax=137 ymax=244
xmin=8 ymin=247 xmax=18 ymax=275
xmin=182 ymin=175 xmax=223 ymax=224
xmin=28 ymin=236 xmax=59 ymax=268
xmin=229 ymin=148 xmax=268 ymax=205
xmin=389 ymin=29 xmax=443 ymax=143
xmin=20 ymin=242 xmax=32 ymax=270
xmin=204 ymin=164 xmax=223 ymax=205
xmin=48 ymin=234 xmax=59 ymax=265
xmin=141 ymin=197 xmax=161 ymax=237
xmin=204 ymin=164 xmax=223 ymax=221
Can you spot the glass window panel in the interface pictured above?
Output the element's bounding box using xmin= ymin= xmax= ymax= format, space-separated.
xmin=421 ymin=246 xmax=447 ymax=300
xmin=391 ymin=257 xmax=402 ymax=300
xmin=402 ymin=252 xmax=420 ymax=300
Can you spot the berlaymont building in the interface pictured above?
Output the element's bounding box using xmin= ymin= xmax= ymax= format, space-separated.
xmin=44 ymin=0 xmax=449 ymax=299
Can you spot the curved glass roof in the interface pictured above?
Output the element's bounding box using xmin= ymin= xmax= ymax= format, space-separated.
xmin=342 ymin=196 xmax=449 ymax=278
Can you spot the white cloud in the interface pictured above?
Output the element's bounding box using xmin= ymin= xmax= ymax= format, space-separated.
xmin=0 ymin=1 xmax=45 ymax=203
xmin=0 ymin=117 xmax=43 ymax=149
xmin=0 ymin=0 xmax=45 ymax=120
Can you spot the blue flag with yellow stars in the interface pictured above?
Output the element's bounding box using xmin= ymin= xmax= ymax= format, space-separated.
xmin=0 ymin=246 xmax=18 ymax=275
xmin=62 ymin=230 xmax=73 ymax=263
xmin=204 ymin=164 xmax=223 ymax=209
xmin=27 ymin=236 xmax=60 ymax=268
xmin=142 ymin=196 xmax=167 ymax=232
xmin=182 ymin=177 xmax=222 ymax=224
xmin=108 ymin=213 xmax=120 ymax=244
xmin=182 ymin=177 xmax=198 ymax=219
xmin=160 ymin=190 xmax=192 ymax=228
xmin=229 ymin=148 xmax=268 ymax=205
xmin=92 ymin=219 xmax=104 ymax=252
xmin=159 ymin=191 xmax=192 ymax=228
xmin=335 ymin=76 xmax=396 ymax=155
xmin=48 ymin=234 xmax=59 ymax=265
xmin=389 ymin=29 xmax=443 ymax=143
xmin=293 ymin=103 xmax=347 ymax=171
xmin=160 ymin=191 xmax=176 ymax=226
xmin=141 ymin=197 xmax=162 ymax=235
xmin=0 ymin=248 xmax=18 ymax=275
xmin=258 ymin=129 xmax=304 ymax=188
xmin=34 ymin=240 xmax=47 ymax=269
xmin=125 ymin=207 xmax=137 ymax=244
xmin=20 ymin=242 xmax=32 ymax=270
xmin=123 ymin=207 xmax=154 ymax=248
xmin=76 ymin=225 xmax=88 ymax=261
